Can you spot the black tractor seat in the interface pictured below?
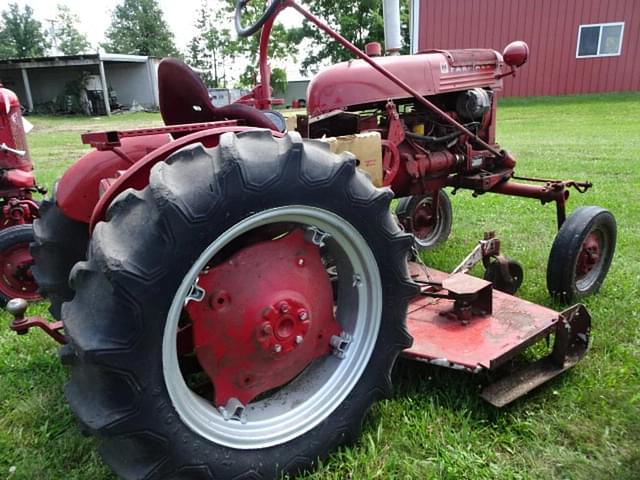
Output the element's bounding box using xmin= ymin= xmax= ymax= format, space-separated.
xmin=158 ymin=58 xmax=278 ymax=132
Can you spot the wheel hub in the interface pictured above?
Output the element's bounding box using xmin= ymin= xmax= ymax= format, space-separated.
xmin=185 ymin=228 xmax=341 ymax=407
xmin=576 ymin=232 xmax=601 ymax=278
xmin=0 ymin=242 xmax=39 ymax=300
xmin=412 ymin=201 xmax=436 ymax=239
xmin=259 ymin=298 xmax=311 ymax=354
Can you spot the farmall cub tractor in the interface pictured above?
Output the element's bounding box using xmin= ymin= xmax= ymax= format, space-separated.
xmin=6 ymin=1 xmax=617 ymax=479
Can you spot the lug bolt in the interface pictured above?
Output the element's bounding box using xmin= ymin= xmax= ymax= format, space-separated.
xmin=262 ymin=323 xmax=273 ymax=335
xmin=298 ymin=310 xmax=308 ymax=321
xmin=273 ymin=344 xmax=282 ymax=353
xmin=295 ymin=335 xmax=303 ymax=345
xmin=279 ymin=303 xmax=289 ymax=313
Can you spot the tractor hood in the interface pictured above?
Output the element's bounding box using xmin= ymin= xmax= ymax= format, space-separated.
xmin=307 ymin=49 xmax=504 ymax=118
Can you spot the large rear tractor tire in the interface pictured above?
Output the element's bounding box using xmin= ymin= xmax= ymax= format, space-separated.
xmin=0 ymin=224 xmax=40 ymax=305
xmin=31 ymin=193 xmax=89 ymax=319
xmin=61 ymin=131 xmax=417 ymax=479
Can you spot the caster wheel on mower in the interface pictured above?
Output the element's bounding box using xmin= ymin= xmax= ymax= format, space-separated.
xmin=483 ymin=257 xmax=524 ymax=295
xmin=547 ymin=206 xmax=616 ymax=302
xmin=60 ymin=131 xmax=417 ymax=479
xmin=396 ymin=190 xmax=452 ymax=251
xmin=31 ymin=191 xmax=90 ymax=319
xmin=0 ymin=224 xmax=41 ymax=305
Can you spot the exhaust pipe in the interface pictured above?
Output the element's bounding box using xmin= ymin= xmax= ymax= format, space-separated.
xmin=382 ymin=0 xmax=402 ymax=55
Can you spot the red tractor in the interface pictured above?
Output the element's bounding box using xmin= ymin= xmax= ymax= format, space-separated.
xmin=0 ymin=87 xmax=44 ymax=304
xmin=6 ymin=1 xmax=616 ymax=479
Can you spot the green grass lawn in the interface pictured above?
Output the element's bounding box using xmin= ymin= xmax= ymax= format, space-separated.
xmin=1 ymin=93 xmax=639 ymax=479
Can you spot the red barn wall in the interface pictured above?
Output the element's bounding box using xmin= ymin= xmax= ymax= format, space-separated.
xmin=417 ymin=0 xmax=640 ymax=97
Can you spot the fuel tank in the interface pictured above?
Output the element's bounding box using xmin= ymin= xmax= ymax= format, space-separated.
xmin=307 ymin=49 xmax=505 ymax=118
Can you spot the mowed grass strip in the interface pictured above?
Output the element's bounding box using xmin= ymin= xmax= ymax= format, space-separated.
xmin=0 ymin=93 xmax=638 ymax=479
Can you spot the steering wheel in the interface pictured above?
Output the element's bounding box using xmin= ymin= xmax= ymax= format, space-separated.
xmin=235 ymin=0 xmax=284 ymax=38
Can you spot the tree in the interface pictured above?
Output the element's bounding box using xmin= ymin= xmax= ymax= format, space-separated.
xmin=220 ymin=0 xmax=298 ymax=89
xmin=270 ymin=67 xmax=287 ymax=95
xmin=187 ymin=0 xmax=238 ymax=88
xmin=290 ymin=0 xmax=410 ymax=74
xmin=102 ymin=0 xmax=178 ymax=57
xmin=186 ymin=1 xmax=297 ymax=89
xmin=53 ymin=5 xmax=91 ymax=55
xmin=0 ymin=3 xmax=49 ymax=59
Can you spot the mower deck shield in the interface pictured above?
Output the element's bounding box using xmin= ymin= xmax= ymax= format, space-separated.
xmin=403 ymin=264 xmax=590 ymax=406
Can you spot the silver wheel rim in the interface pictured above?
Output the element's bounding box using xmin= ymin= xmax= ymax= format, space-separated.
xmin=162 ymin=206 xmax=382 ymax=449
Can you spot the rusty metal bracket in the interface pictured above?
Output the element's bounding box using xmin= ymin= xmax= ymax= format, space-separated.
xmin=439 ymin=273 xmax=493 ymax=322
xmin=480 ymin=303 xmax=591 ymax=407
xmin=511 ymin=174 xmax=593 ymax=194
xmin=6 ymin=298 xmax=66 ymax=344
xmin=452 ymin=231 xmax=501 ymax=275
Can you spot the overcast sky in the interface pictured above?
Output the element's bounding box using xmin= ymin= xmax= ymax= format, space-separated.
xmin=12 ymin=0 xmax=307 ymax=80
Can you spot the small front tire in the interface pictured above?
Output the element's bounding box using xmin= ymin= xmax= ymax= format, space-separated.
xmin=547 ymin=206 xmax=616 ymax=302
xmin=396 ymin=190 xmax=452 ymax=251
xmin=484 ymin=257 xmax=524 ymax=295
xmin=0 ymin=224 xmax=40 ymax=305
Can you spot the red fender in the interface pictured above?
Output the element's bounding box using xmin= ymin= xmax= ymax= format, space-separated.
xmin=3 ymin=169 xmax=35 ymax=188
xmin=57 ymin=134 xmax=171 ymax=223
xmin=89 ymin=127 xmax=283 ymax=231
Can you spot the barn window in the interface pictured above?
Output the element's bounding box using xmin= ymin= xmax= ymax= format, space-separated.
xmin=577 ymin=22 xmax=624 ymax=58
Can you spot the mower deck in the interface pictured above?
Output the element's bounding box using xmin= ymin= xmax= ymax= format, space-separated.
xmin=402 ymin=263 xmax=590 ymax=406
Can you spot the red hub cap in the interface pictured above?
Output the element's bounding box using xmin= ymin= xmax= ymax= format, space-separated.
xmin=576 ymin=232 xmax=601 ymax=278
xmin=412 ymin=201 xmax=436 ymax=239
xmin=0 ymin=243 xmax=39 ymax=300
xmin=185 ymin=228 xmax=341 ymax=407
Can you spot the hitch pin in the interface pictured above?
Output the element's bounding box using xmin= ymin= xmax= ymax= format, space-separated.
xmin=0 ymin=143 xmax=26 ymax=157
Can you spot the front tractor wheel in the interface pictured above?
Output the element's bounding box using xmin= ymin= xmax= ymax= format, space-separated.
xmin=0 ymin=224 xmax=40 ymax=305
xmin=61 ymin=131 xmax=416 ymax=479
xmin=396 ymin=190 xmax=452 ymax=251
xmin=547 ymin=206 xmax=616 ymax=302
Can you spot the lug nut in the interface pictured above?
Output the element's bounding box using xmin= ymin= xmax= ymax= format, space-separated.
xmin=262 ymin=323 xmax=273 ymax=335
xmin=295 ymin=335 xmax=303 ymax=345
xmin=273 ymin=344 xmax=282 ymax=353
xmin=297 ymin=258 xmax=305 ymax=267
xmin=298 ymin=310 xmax=308 ymax=321
xmin=279 ymin=303 xmax=289 ymax=313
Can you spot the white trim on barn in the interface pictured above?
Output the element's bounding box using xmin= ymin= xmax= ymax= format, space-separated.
xmin=410 ymin=0 xmax=421 ymax=54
